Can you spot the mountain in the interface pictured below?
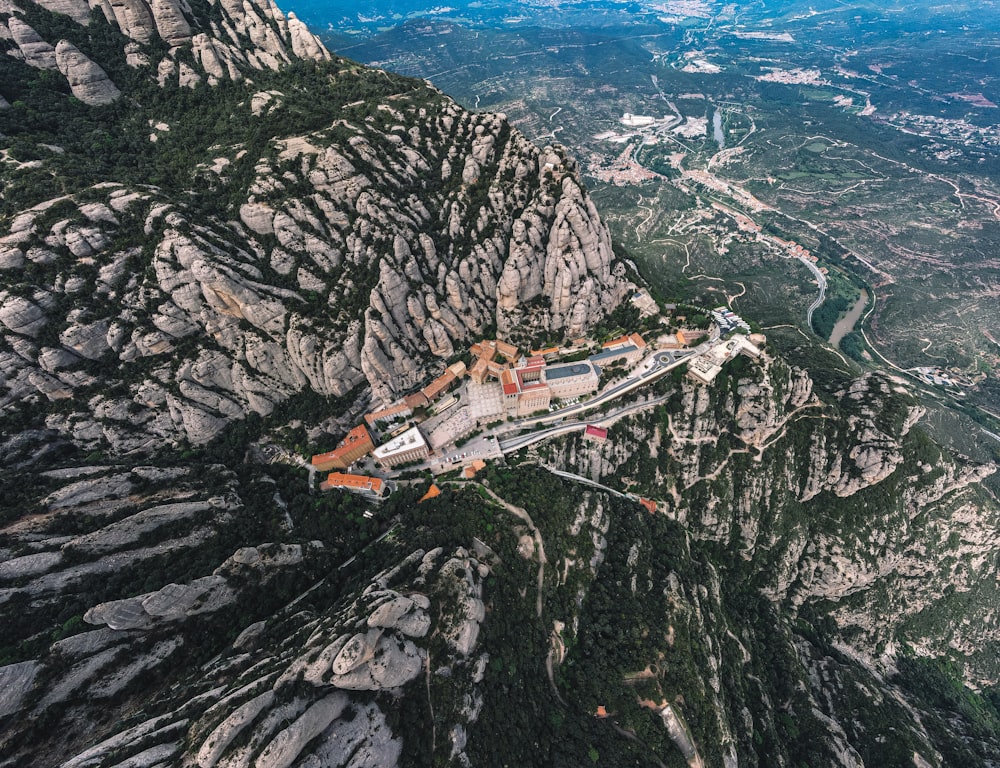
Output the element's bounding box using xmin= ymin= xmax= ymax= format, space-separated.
xmin=2 ymin=1 xmax=1000 ymax=767
xmin=0 ymin=0 xmax=628 ymax=454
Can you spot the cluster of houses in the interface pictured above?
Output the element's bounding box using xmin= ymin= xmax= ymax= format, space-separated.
xmin=310 ymin=317 xmax=764 ymax=501
xmin=309 ymin=333 xmax=653 ymax=497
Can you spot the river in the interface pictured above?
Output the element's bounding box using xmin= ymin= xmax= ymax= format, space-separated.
xmin=829 ymin=290 xmax=868 ymax=348
xmin=712 ymin=109 xmax=724 ymax=148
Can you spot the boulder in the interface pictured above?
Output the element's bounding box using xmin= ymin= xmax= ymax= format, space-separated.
xmin=7 ymin=18 xmax=58 ymax=70
xmin=0 ymin=661 xmax=41 ymax=718
xmin=54 ymin=40 xmax=121 ymax=105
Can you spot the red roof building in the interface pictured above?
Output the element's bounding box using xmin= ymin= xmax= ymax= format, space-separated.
xmin=584 ymin=425 xmax=609 ymax=443
xmin=311 ymin=425 xmax=375 ymax=471
xmin=404 ymin=391 xmax=430 ymax=410
xmin=421 ymin=370 xmax=457 ymax=402
xmin=602 ymin=334 xmax=633 ymax=350
xmin=323 ymin=472 xmax=385 ymax=497
xmin=638 ymin=498 xmax=657 ymax=514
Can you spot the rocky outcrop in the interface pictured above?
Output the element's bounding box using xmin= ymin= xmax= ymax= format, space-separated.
xmin=2 ymin=534 xmax=491 ymax=768
xmin=54 ymin=40 xmax=121 ymax=105
xmin=4 ymin=0 xmax=330 ymax=101
xmin=546 ymin=354 xmax=1000 ymax=688
xmin=0 ymin=83 xmax=625 ymax=448
xmin=33 ymin=0 xmax=92 ymax=24
xmin=6 ymin=17 xmax=58 ymax=70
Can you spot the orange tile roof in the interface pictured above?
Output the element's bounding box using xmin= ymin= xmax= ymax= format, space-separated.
xmin=500 ymin=369 xmax=518 ymax=395
xmin=639 ymin=498 xmax=657 ymax=514
xmin=404 ymin=392 xmax=429 ymax=409
xmin=326 ymin=472 xmax=384 ymax=493
xmin=595 ymin=706 xmax=609 ymax=718
xmin=530 ymin=346 xmax=560 ymax=356
xmin=603 ymin=334 xmax=632 ymax=349
xmin=311 ymin=450 xmax=338 ymax=467
xmin=470 ymin=357 xmax=490 ymax=376
xmin=421 ymin=370 xmax=456 ymax=401
xmin=311 ymin=425 xmax=373 ymax=467
xmin=419 ymin=484 xmax=442 ymax=502
xmin=471 ymin=341 xmax=496 ymax=362
xmin=495 ymin=340 xmax=519 ymax=360
xmin=629 ymin=332 xmax=647 ymax=349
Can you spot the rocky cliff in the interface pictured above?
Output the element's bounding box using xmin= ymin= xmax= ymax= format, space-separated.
xmin=2 ymin=0 xmax=1000 ymax=765
xmin=0 ymin=0 xmax=628 ymax=452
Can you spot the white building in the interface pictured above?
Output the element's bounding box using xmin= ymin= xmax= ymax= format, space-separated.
xmin=621 ymin=113 xmax=656 ymax=127
xmin=372 ymin=426 xmax=430 ymax=468
xmin=687 ymin=337 xmax=761 ymax=385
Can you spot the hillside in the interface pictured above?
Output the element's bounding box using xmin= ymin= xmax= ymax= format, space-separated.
xmin=1 ymin=0 xmax=628 ymax=454
xmin=1 ymin=1 xmax=1000 ymax=767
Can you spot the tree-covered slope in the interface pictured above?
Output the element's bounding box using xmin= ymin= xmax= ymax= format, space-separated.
xmin=1 ymin=0 xmax=999 ymax=766
xmin=1 ymin=0 xmax=628 ymax=454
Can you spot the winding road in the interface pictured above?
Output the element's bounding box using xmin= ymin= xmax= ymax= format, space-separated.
xmin=798 ymin=255 xmax=827 ymax=330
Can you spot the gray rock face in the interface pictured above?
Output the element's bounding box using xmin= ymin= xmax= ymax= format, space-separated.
xmin=0 ymin=93 xmax=624 ymax=450
xmin=255 ymin=693 xmax=348 ymax=768
xmin=6 ymin=17 xmax=58 ymax=70
xmin=54 ymin=40 xmax=121 ymax=105
xmin=149 ymin=0 xmax=190 ymax=44
xmin=33 ymin=0 xmax=92 ymax=23
xmin=37 ymin=541 xmax=491 ymax=768
xmin=0 ymin=661 xmax=41 ymax=718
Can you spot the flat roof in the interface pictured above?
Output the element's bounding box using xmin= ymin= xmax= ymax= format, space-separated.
xmin=373 ymin=426 xmax=427 ymax=459
xmin=546 ymin=362 xmax=595 ymax=380
xmin=588 ymin=345 xmax=638 ymax=363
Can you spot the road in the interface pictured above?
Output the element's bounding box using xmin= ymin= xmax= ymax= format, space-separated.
xmin=541 ymin=466 xmax=629 ymax=499
xmin=499 ymin=395 xmax=670 ymax=454
xmin=496 ymin=347 xmax=699 ymax=436
xmin=798 ymin=255 xmax=827 ymax=330
xmin=477 ymin=484 xmax=547 ymax=618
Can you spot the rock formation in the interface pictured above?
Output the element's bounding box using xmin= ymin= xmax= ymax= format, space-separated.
xmin=0 ymin=62 xmax=626 ymax=449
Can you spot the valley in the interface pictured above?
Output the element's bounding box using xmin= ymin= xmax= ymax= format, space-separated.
xmin=324 ymin=5 xmax=1000 ymax=461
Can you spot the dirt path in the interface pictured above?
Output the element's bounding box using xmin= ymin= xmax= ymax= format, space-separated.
xmin=475 ymin=483 xmax=569 ymax=705
xmin=477 ymin=485 xmax=547 ymax=618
